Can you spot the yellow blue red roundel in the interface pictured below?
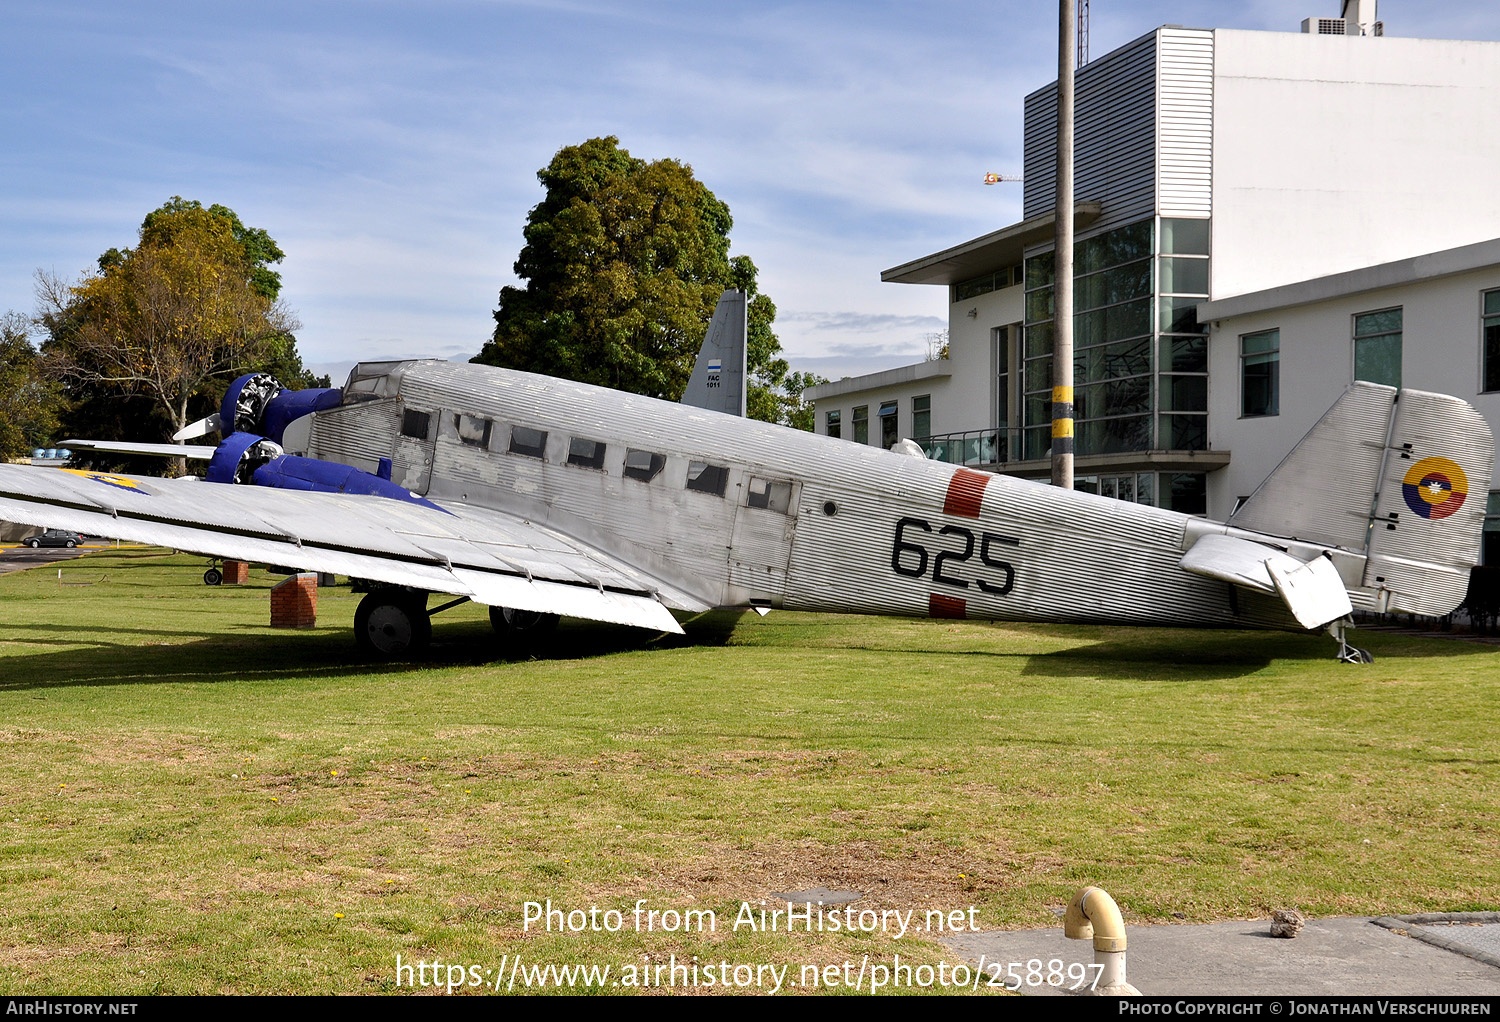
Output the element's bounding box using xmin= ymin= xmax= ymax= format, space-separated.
xmin=1401 ymin=457 xmax=1468 ymax=520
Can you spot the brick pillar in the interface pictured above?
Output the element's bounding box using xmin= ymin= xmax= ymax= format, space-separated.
xmin=270 ymin=573 xmax=317 ymax=628
xmin=222 ymin=560 xmax=250 ymax=585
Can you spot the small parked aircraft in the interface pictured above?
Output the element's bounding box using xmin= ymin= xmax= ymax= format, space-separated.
xmin=0 ymin=291 xmax=1490 ymax=661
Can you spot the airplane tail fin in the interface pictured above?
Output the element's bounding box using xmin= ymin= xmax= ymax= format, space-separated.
xmin=1228 ymin=382 xmax=1494 ymax=616
xmin=680 ymin=289 xmax=747 ymax=417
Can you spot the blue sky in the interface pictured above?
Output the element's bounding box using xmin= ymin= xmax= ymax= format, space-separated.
xmin=5 ymin=1 xmax=1500 ymax=385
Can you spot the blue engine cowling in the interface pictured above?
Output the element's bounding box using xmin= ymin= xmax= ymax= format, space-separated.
xmin=219 ymin=373 xmax=341 ymax=445
xmin=209 ymin=376 xmax=444 ymax=512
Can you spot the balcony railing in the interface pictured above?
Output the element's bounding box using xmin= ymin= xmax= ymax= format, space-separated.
xmin=913 ymin=429 xmax=1015 ymax=467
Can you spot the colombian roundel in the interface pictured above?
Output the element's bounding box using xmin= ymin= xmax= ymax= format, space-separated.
xmin=1401 ymin=457 xmax=1469 ymax=520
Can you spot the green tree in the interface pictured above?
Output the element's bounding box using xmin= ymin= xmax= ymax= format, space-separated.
xmin=37 ymin=199 xmax=309 ymax=471
xmin=476 ymin=137 xmax=788 ymax=420
xmin=778 ymin=370 xmax=828 ymax=432
xmin=0 ymin=311 xmax=60 ymax=460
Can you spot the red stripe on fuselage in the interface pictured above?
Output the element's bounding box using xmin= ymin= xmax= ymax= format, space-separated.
xmin=943 ymin=468 xmax=990 ymax=518
xmin=929 ymin=594 xmax=967 ymax=619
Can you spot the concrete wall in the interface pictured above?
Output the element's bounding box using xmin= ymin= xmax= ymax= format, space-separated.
xmin=1206 ymin=266 xmax=1500 ymax=519
xmin=1211 ymin=30 xmax=1500 ymax=300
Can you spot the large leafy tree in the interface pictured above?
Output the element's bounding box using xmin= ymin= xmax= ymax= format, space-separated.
xmin=476 ymin=137 xmax=791 ymax=421
xmin=0 ymin=311 xmax=60 ymax=460
xmin=37 ymin=198 xmax=313 ymax=471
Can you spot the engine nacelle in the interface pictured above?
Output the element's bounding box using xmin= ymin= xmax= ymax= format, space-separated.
xmin=220 ymin=374 xmax=342 ymax=445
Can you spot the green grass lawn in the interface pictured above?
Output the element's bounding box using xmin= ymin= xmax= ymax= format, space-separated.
xmin=1 ymin=547 xmax=1497 ymax=994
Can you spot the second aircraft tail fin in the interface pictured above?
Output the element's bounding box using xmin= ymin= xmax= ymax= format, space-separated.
xmin=680 ymin=289 xmax=747 ymax=417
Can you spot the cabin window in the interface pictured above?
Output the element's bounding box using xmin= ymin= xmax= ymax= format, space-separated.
xmin=509 ymin=425 xmax=547 ymax=459
xmin=455 ymin=413 xmax=492 ymax=447
xmin=401 ymin=409 xmax=431 ymax=440
xmin=567 ymin=436 xmax=607 ymax=470
xmin=746 ymin=477 xmax=792 ymax=513
xmin=685 ymin=461 xmax=728 ymax=496
xmin=623 ymin=449 xmax=665 ymax=482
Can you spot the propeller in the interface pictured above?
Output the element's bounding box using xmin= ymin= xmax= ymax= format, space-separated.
xmin=172 ymin=413 xmax=223 ymax=442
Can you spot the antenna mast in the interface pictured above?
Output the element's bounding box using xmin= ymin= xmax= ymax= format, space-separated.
xmin=1078 ymin=0 xmax=1089 ymax=65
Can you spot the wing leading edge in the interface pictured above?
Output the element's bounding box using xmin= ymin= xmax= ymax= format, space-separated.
xmin=0 ymin=464 xmax=708 ymax=633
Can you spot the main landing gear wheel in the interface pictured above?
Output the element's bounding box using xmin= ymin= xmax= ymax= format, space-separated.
xmin=356 ymin=590 xmax=432 ymax=658
xmin=489 ymin=607 xmax=560 ymax=635
xmin=203 ymin=567 xmax=223 ymax=586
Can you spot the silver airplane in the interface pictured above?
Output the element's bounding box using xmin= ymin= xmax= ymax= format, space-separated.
xmin=0 ymin=290 xmax=1491 ymax=661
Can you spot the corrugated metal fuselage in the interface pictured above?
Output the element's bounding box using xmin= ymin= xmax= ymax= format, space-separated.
xmin=307 ymin=360 xmax=1299 ymax=629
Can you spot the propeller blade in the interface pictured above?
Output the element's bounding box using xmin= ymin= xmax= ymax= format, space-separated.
xmin=172 ymin=413 xmax=222 ymax=441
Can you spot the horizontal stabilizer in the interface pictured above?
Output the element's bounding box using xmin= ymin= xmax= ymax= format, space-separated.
xmin=1180 ymin=533 xmax=1351 ymax=629
xmin=62 ymin=440 xmax=217 ymax=460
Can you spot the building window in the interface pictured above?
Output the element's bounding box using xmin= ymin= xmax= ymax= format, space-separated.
xmin=1484 ymin=291 xmax=1500 ymax=393
xmin=826 ymin=410 xmax=841 ymax=439
xmin=685 ymin=461 xmax=728 ymax=496
xmin=1485 ymin=492 xmax=1500 ymax=565
xmin=879 ymin=401 xmax=898 ymax=448
xmin=1240 ymin=329 xmax=1279 ymax=417
xmin=1354 ymin=308 xmax=1402 ymax=388
xmin=853 ymin=406 xmax=869 ymax=445
xmin=912 ymin=395 xmax=931 ymax=439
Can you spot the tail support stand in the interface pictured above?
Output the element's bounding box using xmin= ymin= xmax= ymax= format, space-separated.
xmin=1328 ymin=617 xmax=1373 ymax=664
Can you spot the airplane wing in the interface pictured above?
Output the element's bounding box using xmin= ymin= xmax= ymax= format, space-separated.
xmin=0 ymin=464 xmax=708 ymax=633
xmin=1179 ymin=533 xmax=1353 ymax=629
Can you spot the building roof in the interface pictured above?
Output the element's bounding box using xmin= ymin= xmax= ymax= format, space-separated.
xmin=803 ymin=357 xmax=952 ymax=402
xmin=1197 ymin=236 xmax=1500 ymax=323
xmin=880 ymin=201 xmax=1103 ymax=285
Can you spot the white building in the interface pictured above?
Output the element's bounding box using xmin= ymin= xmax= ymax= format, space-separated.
xmin=807 ymin=7 xmax=1500 ymax=563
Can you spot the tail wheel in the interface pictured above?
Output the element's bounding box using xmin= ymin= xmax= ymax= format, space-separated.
xmin=355 ymin=591 xmax=432 ymax=658
xmin=203 ymin=568 xmax=223 ymax=586
xmin=489 ymin=607 xmax=560 ymax=634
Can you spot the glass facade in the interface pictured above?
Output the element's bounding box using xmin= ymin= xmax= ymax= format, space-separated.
xmin=1021 ymin=216 xmax=1210 ymax=514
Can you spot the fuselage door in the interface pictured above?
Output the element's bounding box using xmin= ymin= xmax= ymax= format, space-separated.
xmin=391 ymin=404 xmax=438 ymax=494
xmin=729 ymin=475 xmax=799 ymax=603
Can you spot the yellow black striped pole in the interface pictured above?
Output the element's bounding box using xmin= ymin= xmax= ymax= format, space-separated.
xmin=1052 ymin=0 xmax=1075 ymax=490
